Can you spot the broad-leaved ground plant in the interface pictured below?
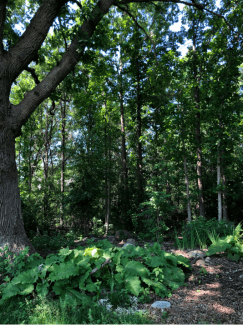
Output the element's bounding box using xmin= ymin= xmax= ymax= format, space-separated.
xmin=0 ymin=239 xmax=191 ymax=308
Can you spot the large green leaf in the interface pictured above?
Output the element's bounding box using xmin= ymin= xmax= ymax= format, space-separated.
xmin=124 ymin=275 xmax=142 ymax=296
xmin=123 ymin=260 xmax=150 ymax=278
xmin=36 ymin=282 xmax=49 ymax=297
xmin=145 ymin=255 xmax=164 ymax=268
xmin=48 ymin=260 xmax=79 ymax=281
xmin=11 ymin=267 xmax=39 ymax=285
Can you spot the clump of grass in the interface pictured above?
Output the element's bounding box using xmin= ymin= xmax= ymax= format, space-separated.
xmin=173 ymin=216 xmax=236 ymax=250
xmin=0 ymin=292 xmax=155 ymax=324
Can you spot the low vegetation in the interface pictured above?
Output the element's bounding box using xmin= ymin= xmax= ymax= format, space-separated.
xmin=0 ymin=218 xmax=242 ymax=324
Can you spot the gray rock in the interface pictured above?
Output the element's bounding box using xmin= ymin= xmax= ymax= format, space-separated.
xmin=151 ymin=301 xmax=171 ymax=309
xmin=205 ymin=257 xmax=211 ymax=264
xmin=122 ymin=243 xmax=135 ymax=249
xmin=127 ymin=238 xmax=136 ymax=245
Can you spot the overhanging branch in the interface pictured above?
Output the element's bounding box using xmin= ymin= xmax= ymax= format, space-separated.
xmin=25 ymin=67 xmax=40 ymax=85
xmin=117 ymin=0 xmax=204 ymax=10
xmin=11 ymin=0 xmax=115 ymax=134
xmin=9 ymin=0 xmax=69 ymax=82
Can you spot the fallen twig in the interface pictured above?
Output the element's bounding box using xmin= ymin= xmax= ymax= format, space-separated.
xmin=91 ymin=258 xmax=112 ymax=275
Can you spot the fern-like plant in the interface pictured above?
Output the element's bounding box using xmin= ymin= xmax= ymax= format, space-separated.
xmin=205 ymin=222 xmax=243 ymax=262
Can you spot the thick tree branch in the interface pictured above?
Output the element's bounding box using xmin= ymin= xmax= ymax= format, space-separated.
xmin=11 ymin=0 xmax=115 ymax=136
xmin=9 ymin=0 xmax=68 ymax=81
xmin=117 ymin=0 xmax=204 ymax=10
xmin=25 ymin=67 xmax=40 ymax=85
xmin=0 ymin=0 xmax=7 ymax=55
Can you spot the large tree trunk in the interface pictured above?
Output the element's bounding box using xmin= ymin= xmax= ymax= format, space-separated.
xmin=0 ymin=125 xmax=35 ymax=256
xmin=0 ymin=0 xmax=115 ymax=257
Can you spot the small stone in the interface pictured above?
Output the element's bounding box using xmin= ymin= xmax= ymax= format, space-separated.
xmin=195 ymin=259 xmax=206 ymax=267
xmin=187 ymin=250 xmax=205 ymax=258
xmin=151 ymin=301 xmax=171 ymax=309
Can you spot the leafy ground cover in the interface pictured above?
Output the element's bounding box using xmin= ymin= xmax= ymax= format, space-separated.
xmin=0 ymin=219 xmax=242 ymax=324
xmin=0 ymin=232 xmax=191 ymax=324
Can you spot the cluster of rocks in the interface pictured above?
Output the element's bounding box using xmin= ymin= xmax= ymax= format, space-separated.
xmin=98 ymin=295 xmax=171 ymax=316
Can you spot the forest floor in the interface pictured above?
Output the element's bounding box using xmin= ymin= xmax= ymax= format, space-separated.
xmin=34 ymin=236 xmax=243 ymax=324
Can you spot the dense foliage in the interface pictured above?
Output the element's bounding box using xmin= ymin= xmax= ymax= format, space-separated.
xmin=8 ymin=0 xmax=242 ymax=241
xmin=0 ymin=241 xmax=191 ymax=306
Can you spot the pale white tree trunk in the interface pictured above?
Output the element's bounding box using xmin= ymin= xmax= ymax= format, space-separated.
xmin=217 ymin=144 xmax=222 ymax=221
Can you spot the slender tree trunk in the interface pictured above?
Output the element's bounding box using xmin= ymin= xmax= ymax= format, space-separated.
xmin=217 ymin=143 xmax=222 ymax=221
xmin=221 ymin=154 xmax=228 ymax=221
xmin=184 ymin=156 xmax=192 ymax=222
xmin=163 ymin=139 xmax=173 ymax=206
xmin=119 ymin=59 xmax=129 ymax=210
xmin=193 ymin=28 xmax=205 ymax=217
xmin=29 ymin=125 xmax=33 ymax=203
xmin=43 ymin=107 xmax=50 ymax=222
xmin=180 ymin=106 xmax=192 ymax=222
xmin=136 ymin=58 xmax=143 ymax=202
xmin=60 ymin=98 xmax=66 ymax=227
xmin=104 ymin=104 xmax=111 ymax=236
